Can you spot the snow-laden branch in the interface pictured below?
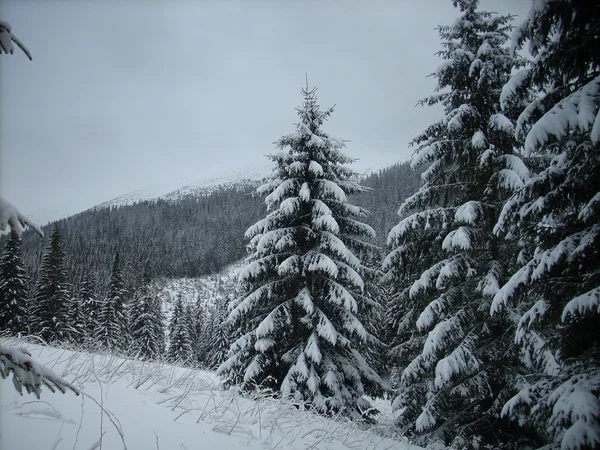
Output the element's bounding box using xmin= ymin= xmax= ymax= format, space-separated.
xmin=0 ymin=20 xmax=32 ymax=60
xmin=0 ymin=344 xmax=79 ymax=398
xmin=0 ymin=196 xmax=44 ymax=238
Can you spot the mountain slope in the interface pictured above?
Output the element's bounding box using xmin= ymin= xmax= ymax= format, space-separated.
xmin=10 ymin=161 xmax=421 ymax=294
xmin=98 ymin=165 xmax=271 ymax=209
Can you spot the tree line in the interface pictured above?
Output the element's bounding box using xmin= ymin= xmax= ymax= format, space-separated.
xmin=0 ymin=226 xmax=233 ymax=370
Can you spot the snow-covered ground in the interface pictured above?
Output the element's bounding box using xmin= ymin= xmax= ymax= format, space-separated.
xmin=0 ymin=338 xmax=420 ymax=450
xmin=153 ymin=261 xmax=242 ymax=326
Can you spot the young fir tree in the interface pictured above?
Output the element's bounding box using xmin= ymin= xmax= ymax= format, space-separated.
xmin=154 ymin=295 xmax=166 ymax=356
xmin=218 ymin=84 xmax=381 ymax=417
xmin=491 ymin=1 xmax=600 ymax=448
xmin=197 ymin=304 xmax=215 ymax=366
xmin=99 ymin=250 xmax=129 ymax=352
xmin=0 ymin=229 xmax=30 ymax=334
xmin=79 ymin=272 xmax=101 ymax=345
xmin=205 ymin=295 xmax=231 ymax=370
xmin=383 ymin=1 xmax=530 ymax=447
xmin=168 ymin=293 xmax=193 ymax=365
xmin=130 ymin=267 xmax=164 ymax=360
xmin=184 ymin=301 xmax=199 ymax=364
xmin=67 ymin=286 xmax=85 ymax=344
xmin=31 ymin=227 xmax=71 ymax=343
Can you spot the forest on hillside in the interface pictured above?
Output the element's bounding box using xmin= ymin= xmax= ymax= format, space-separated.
xmin=2 ymin=161 xmax=421 ymax=295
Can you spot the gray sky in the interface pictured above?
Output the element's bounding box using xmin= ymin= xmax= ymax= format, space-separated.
xmin=1 ymin=0 xmax=529 ymax=223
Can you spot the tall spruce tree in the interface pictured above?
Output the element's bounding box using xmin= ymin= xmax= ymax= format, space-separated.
xmin=184 ymin=301 xmax=199 ymax=364
xmin=99 ymin=250 xmax=128 ymax=351
xmin=67 ymin=286 xmax=85 ymax=344
xmin=491 ymin=1 xmax=600 ymax=448
xmin=205 ymin=295 xmax=231 ymax=370
xmin=79 ymin=271 xmax=101 ymax=345
xmin=32 ymin=227 xmax=70 ymax=342
xmin=0 ymin=230 xmax=30 ymax=334
xmin=383 ymin=1 xmax=530 ymax=447
xmin=218 ymin=84 xmax=381 ymax=417
xmin=168 ymin=293 xmax=193 ymax=365
xmin=131 ymin=267 xmax=164 ymax=361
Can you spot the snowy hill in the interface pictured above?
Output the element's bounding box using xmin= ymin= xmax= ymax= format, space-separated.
xmin=97 ymin=165 xmax=271 ymax=210
xmin=13 ymin=160 xmax=421 ymax=286
xmin=154 ymin=261 xmax=242 ymax=323
xmin=0 ymin=338 xmax=421 ymax=450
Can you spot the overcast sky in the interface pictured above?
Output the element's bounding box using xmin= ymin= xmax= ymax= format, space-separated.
xmin=1 ymin=0 xmax=529 ymax=223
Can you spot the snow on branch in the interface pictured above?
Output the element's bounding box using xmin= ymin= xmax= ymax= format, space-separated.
xmin=524 ymin=76 xmax=600 ymax=155
xmin=500 ymin=69 xmax=530 ymax=111
xmin=454 ymin=201 xmax=483 ymax=225
xmin=492 ymin=226 xmax=600 ymax=314
xmin=318 ymin=179 xmax=347 ymax=202
xmin=416 ymin=295 xmax=445 ymax=332
xmin=562 ymin=288 xmax=600 ymax=322
xmin=578 ymin=192 xmax=600 ymax=223
xmin=422 ymin=316 xmax=462 ymax=359
xmin=0 ymin=345 xmax=79 ymax=398
xmin=489 ymin=113 xmax=515 ymax=133
xmin=265 ymin=179 xmax=297 ymax=207
xmin=445 ymin=104 xmax=479 ymax=132
xmin=434 ymin=337 xmax=480 ymax=389
xmin=0 ymin=196 xmax=44 ymax=238
xmin=441 ymin=226 xmax=473 ymax=251
xmin=0 ymin=20 xmax=32 ymax=60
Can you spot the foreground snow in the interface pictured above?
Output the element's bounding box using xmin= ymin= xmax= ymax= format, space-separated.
xmin=0 ymin=338 xmax=420 ymax=450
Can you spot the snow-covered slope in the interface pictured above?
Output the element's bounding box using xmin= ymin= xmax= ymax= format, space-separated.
xmin=97 ymin=165 xmax=271 ymax=210
xmin=162 ymin=165 xmax=270 ymax=202
xmin=154 ymin=261 xmax=242 ymax=322
xmin=0 ymin=338 xmax=421 ymax=450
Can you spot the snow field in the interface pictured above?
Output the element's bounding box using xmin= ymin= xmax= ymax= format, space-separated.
xmin=0 ymin=338 xmax=421 ymax=450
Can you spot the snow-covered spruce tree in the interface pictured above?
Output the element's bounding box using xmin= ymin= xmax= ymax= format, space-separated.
xmin=31 ymin=227 xmax=71 ymax=343
xmin=383 ymin=1 xmax=533 ymax=447
xmin=131 ymin=269 xmax=164 ymax=361
xmin=168 ymin=293 xmax=193 ymax=365
xmin=67 ymin=286 xmax=85 ymax=344
xmin=0 ymin=229 xmax=30 ymax=334
xmin=197 ymin=303 xmax=216 ymax=366
xmin=184 ymin=301 xmax=200 ymax=364
xmin=491 ymin=1 xmax=600 ymax=448
xmin=154 ymin=295 xmax=165 ymax=356
xmin=205 ymin=295 xmax=232 ymax=370
xmin=218 ymin=84 xmax=381 ymax=417
xmin=99 ymin=250 xmax=129 ymax=351
xmin=79 ymin=271 xmax=101 ymax=345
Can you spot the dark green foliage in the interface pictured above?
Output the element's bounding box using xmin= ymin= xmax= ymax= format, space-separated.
xmin=0 ymin=230 xmax=30 ymax=334
xmin=353 ymin=162 xmax=422 ymax=244
xmin=491 ymin=1 xmax=600 ymax=448
xmin=383 ymin=1 xmax=528 ymax=447
xmin=79 ymin=272 xmax=101 ymax=344
xmin=99 ymin=250 xmax=129 ymax=351
xmin=204 ymin=295 xmax=232 ymax=370
xmin=130 ymin=269 xmax=165 ymax=361
xmin=31 ymin=227 xmax=70 ymax=342
xmin=168 ymin=294 xmax=193 ymax=365
xmin=15 ymin=188 xmax=265 ymax=285
xmin=67 ymin=287 xmax=85 ymax=344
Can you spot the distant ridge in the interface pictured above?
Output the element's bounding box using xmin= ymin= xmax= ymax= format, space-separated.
xmin=96 ymin=165 xmax=271 ymax=210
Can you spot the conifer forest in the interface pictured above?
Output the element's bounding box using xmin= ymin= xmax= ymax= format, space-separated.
xmin=1 ymin=1 xmax=599 ymax=449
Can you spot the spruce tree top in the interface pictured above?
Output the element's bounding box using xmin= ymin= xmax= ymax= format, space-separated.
xmin=257 ymin=84 xmax=365 ymax=206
